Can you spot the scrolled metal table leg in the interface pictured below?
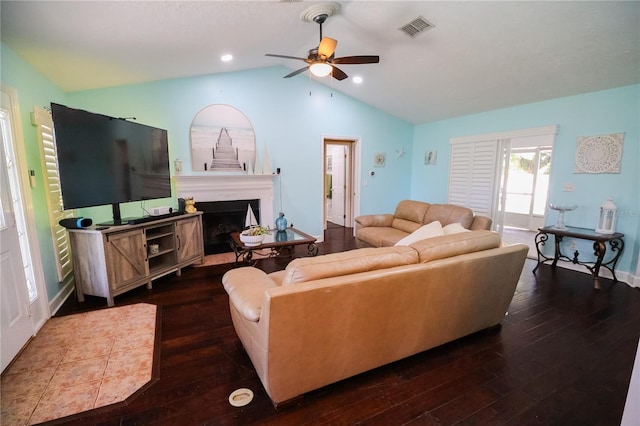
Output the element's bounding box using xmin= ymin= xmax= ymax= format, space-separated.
xmin=552 ymin=235 xmax=563 ymax=268
xmin=533 ymin=232 xmax=549 ymax=272
xmin=607 ymin=238 xmax=624 ymax=282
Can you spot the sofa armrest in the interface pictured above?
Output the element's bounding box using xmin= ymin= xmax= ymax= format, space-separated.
xmin=354 ymin=214 xmax=394 ymax=228
xmin=470 ymin=215 xmax=493 ymax=230
xmin=222 ymin=267 xmax=278 ymax=322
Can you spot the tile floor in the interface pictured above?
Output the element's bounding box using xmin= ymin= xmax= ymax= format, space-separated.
xmin=1 ymin=303 xmax=157 ymax=425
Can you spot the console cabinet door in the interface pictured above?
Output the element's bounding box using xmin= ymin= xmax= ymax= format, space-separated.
xmin=105 ymin=229 xmax=147 ymax=290
xmin=175 ymin=215 xmax=203 ymax=263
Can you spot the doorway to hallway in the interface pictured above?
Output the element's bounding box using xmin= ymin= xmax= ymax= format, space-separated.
xmin=323 ymin=139 xmax=355 ymax=229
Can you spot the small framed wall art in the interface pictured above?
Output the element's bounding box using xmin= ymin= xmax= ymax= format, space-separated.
xmin=425 ymin=150 xmax=437 ymax=165
xmin=374 ymin=152 xmax=386 ymax=167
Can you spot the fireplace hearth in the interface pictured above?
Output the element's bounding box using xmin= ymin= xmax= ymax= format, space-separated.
xmin=196 ymin=199 xmax=260 ymax=255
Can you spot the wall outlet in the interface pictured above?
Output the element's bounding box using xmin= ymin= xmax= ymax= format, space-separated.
xmin=563 ymin=183 xmax=574 ymax=192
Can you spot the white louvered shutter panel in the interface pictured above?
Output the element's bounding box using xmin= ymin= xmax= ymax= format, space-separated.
xmin=33 ymin=106 xmax=74 ymax=282
xmin=447 ymin=140 xmax=499 ymax=218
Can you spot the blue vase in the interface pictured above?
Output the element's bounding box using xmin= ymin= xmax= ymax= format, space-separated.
xmin=276 ymin=212 xmax=287 ymax=231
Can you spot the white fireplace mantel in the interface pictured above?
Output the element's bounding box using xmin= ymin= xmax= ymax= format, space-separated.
xmin=174 ymin=175 xmax=275 ymax=227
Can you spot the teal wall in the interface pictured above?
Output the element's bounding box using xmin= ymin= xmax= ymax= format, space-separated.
xmin=1 ymin=43 xmax=70 ymax=301
xmin=2 ymin=40 xmax=638 ymax=304
xmin=1 ymin=43 xmax=413 ymax=302
xmin=66 ymin=66 xmax=414 ymax=229
xmin=411 ymin=85 xmax=640 ymax=276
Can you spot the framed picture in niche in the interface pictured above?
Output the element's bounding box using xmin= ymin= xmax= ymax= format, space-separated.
xmin=425 ymin=150 xmax=437 ymax=165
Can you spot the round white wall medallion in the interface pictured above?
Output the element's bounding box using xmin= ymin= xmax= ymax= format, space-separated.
xmin=574 ymin=133 xmax=624 ymax=174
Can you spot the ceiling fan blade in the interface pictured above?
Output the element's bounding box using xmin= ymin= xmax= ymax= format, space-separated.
xmin=331 ymin=66 xmax=348 ymax=81
xmin=333 ymin=55 xmax=380 ymax=65
xmin=265 ymin=53 xmax=307 ymax=61
xmin=283 ymin=66 xmax=310 ymax=78
xmin=318 ymin=37 xmax=337 ymax=59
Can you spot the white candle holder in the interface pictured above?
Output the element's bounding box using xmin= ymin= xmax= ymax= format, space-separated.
xmin=596 ymin=198 xmax=617 ymax=234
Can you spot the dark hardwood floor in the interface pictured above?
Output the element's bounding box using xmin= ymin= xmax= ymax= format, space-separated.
xmin=52 ymin=226 xmax=639 ymax=425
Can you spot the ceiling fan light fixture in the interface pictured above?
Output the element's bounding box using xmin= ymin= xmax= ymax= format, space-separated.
xmin=310 ymin=62 xmax=333 ymax=77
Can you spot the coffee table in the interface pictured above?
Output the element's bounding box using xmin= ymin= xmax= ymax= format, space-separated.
xmin=230 ymin=227 xmax=318 ymax=263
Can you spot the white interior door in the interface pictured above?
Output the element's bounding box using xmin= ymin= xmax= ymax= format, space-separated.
xmin=0 ymin=130 xmax=33 ymax=372
xmin=330 ymin=145 xmax=346 ymax=226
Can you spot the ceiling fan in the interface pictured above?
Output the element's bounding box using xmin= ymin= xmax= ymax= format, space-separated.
xmin=265 ymin=13 xmax=379 ymax=81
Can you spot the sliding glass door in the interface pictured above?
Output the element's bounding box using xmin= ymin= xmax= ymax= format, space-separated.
xmin=503 ymin=147 xmax=552 ymax=231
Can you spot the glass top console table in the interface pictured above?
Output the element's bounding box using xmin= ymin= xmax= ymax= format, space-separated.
xmin=533 ymin=225 xmax=624 ymax=289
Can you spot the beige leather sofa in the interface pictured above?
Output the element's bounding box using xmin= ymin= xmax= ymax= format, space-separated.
xmin=222 ymin=230 xmax=528 ymax=405
xmin=355 ymin=200 xmax=493 ymax=248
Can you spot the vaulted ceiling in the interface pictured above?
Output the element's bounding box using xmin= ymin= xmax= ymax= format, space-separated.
xmin=2 ymin=1 xmax=639 ymax=124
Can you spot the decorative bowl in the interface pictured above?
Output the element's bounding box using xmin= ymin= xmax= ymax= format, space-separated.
xmin=239 ymin=233 xmax=265 ymax=246
xmin=549 ymin=204 xmax=577 ymax=212
xmin=549 ymin=203 xmax=578 ymax=230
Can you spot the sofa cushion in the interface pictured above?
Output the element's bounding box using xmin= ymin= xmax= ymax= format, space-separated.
xmin=222 ymin=267 xmax=278 ymax=321
xmin=391 ymin=200 xmax=431 ymax=233
xmin=394 ymin=200 xmax=431 ymax=223
xmin=410 ymin=230 xmax=501 ymax=263
xmin=423 ymin=204 xmax=474 ymax=228
xmin=395 ymin=221 xmax=444 ymax=246
xmin=390 ymin=218 xmax=422 ymax=234
xmin=443 ymin=222 xmax=471 ymax=235
xmin=356 ymin=226 xmax=410 ymax=247
xmin=268 ymin=270 xmax=286 ymax=286
xmin=280 ymin=246 xmax=419 ymax=286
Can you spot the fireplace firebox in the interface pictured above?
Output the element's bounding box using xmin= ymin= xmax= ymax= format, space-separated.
xmin=196 ymin=199 xmax=260 ymax=255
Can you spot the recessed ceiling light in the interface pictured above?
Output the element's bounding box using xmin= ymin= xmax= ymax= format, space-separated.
xmin=221 ymin=54 xmax=233 ymax=62
xmin=353 ymin=76 xmax=363 ymax=84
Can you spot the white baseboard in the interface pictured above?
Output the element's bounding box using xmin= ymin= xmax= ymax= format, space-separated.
xmin=48 ymin=276 xmax=75 ymax=316
xmin=549 ymin=261 xmax=636 ymax=288
xmin=631 ymin=273 xmax=640 ymax=288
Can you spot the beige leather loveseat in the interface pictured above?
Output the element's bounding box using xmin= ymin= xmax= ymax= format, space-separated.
xmin=355 ymin=200 xmax=492 ymax=248
xmin=222 ymin=230 xmax=528 ymax=405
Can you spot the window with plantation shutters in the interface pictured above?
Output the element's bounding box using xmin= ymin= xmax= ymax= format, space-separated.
xmin=448 ymin=126 xmax=557 ymax=233
xmin=447 ymin=139 xmax=500 ymax=219
xmin=32 ymin=106 xmax=74 ymax=282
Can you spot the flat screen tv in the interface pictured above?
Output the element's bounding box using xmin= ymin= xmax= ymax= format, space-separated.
xmin=51 ymin=103 xmax=171 ymax=224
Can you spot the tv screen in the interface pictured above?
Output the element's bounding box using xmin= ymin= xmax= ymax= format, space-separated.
xmin=51 ymin=103 xmax=171 ymax=212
